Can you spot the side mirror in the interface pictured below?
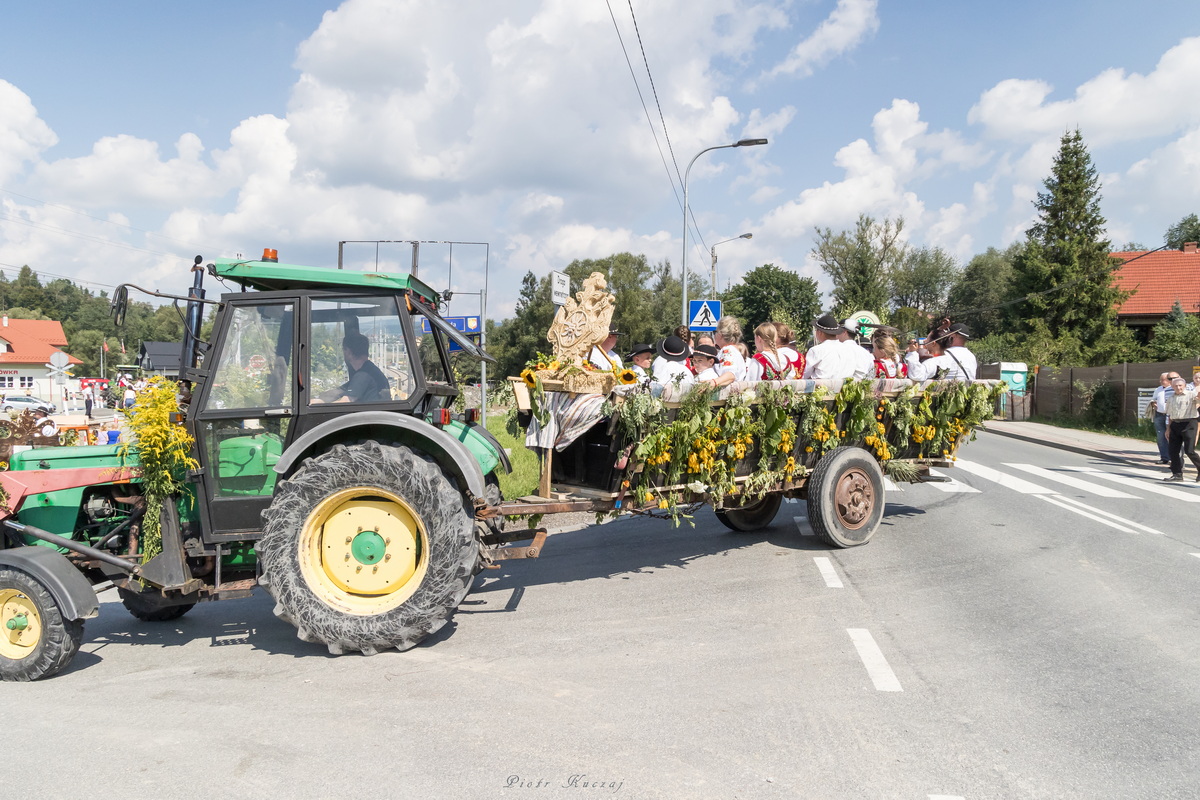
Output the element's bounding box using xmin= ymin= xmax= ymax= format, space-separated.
xmin=111 ymin=285 xmax=129 ymax=328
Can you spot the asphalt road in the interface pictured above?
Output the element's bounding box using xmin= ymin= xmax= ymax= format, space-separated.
xmin=5 ymin=431 xmax=1200 ymax=799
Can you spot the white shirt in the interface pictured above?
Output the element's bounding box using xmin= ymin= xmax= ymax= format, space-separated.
xmin=905 ymin=346 xmax=978 ymax=381
xmin=803 ymin=338 xmax=856 ymax=380
xmin=630 ymin=363 xmax=649 ymax=379
xmin=714 ymin=345 xmax=748 ymax=381
xmin=694 ymin=365 xmax=720 ymax=383
xmin=746 ymin=351 xmax=794 ymax=381
xmin=1151 ymin=385 xmax=1174 ymax=414
xmin=841 ymin=338 xmax=875 ymax=379
xmin=651 ymin=359 xmax=694 ymax=390
xmin=589 ymin=347 xmax=622 ymax=371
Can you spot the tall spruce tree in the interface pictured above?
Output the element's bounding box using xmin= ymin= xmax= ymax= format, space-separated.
xmin=1008 ymin=129 xmax=1131 ymax=365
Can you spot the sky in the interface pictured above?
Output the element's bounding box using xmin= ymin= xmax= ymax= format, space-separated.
xmin=1 ymin=0 xmax=1198 ymax=323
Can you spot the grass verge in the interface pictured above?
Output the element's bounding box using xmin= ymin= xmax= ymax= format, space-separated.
xmin=486 ymin=414 xmax=540 ymax=499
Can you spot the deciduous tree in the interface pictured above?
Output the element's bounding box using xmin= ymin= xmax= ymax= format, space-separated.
xmin=812 ymin=214 xmax=906 ymax=318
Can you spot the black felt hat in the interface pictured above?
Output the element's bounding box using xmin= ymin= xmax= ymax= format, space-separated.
xmin=656 ymin=335 xmax=690 ymax=362
xmin=813 ymin=314 xmax=842 ymax=334
xmin=948 ymin=322 xmax=972 ymax=340
xmin=626 ymin=342 xmax=654 ymax=360
xmin=691 ymin=342 xmax=720 ymax=360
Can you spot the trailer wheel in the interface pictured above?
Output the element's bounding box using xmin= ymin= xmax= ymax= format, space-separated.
xmin=118 ymin=588 xmax=194 ymax=622
xmin=806 ymin=446 xmax=884 ymax=548
xmin=0 ymin=568 xmax=84 ymax=681
xmin=258 ymin=441 xmax=477 ymax=656
xmin=715 ymin=494 xmax=783 ymax=532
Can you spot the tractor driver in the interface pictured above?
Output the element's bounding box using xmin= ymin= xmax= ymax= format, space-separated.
xmin=315 ymin=332 xmax=389 ymax=404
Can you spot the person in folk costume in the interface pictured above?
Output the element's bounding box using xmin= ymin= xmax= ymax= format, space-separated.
xmin=871 ymin=332 xmax=907 ymax=378
xmin=772 ymin=321 xmax=805 ymax=378
xmin=708 ymin=316 xmax=749 ymax=388
xmin=747 ymin=322 xmax=796 ymax=381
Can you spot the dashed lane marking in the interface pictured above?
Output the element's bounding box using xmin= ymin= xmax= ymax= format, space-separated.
xmin=794 ymin=516 xmax=815 ymax=536
xmin=1004 ymin=463 xmax=1138 ymax=498
xmin=813 ymin=557 xmax=843 ymax=588
xmin=847 ymin=628 xmax=903 ymax=692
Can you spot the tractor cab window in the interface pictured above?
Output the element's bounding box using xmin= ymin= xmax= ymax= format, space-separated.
xmin=205 ymin=303 xmax=294 ymax=411
xmin=309 ymin=296 xmax=413 ymax=405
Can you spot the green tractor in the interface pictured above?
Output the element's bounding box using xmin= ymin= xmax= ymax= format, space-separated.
xmin=0 ymin=250 xmax=522 ymax=680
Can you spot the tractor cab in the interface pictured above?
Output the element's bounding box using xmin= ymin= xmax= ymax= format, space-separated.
xmin=183 ymin=253 xmax=496 ymax=539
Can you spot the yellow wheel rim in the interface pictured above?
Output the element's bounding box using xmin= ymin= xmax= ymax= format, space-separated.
xmin=298 ymin=487 xmax=428 ymax=616
xmin=0 ymin=588 xmax=42 ymax=661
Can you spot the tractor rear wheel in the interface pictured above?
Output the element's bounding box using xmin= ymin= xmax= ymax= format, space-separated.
xmin=0 ymin=567 xmax=83 ymax=681
xmin=257 ymin=441 xmax=477 ymax=655
xmin=714 ymin=493 xmax=783 ymax=532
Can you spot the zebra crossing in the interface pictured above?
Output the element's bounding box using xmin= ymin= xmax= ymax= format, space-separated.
xmin=899 ymin=457 xmax=1200 ymax=534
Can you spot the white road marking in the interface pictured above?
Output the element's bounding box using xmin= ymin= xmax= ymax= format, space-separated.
xmin=953 ymin=459 xmax=1054 ymax=494
xmin=1004 ymin=463 xmax=1138 ymax=498
xmin=794 ymin=516 xmax=815 ymax=536
xmin=1059 ymin=466 xmax=1200 ymax=503
xmin=926 ymin=468 xmax=980 ymax=493
xmin=847 ymin=628 xmax=903 ymax=692
xmin=813 ymin=557 xmax=843 ymax=588
xmin=1042 ymin=493 xmax=1163 ymax=534
xmin=1036 ymin=495 xmax=1136 ymax=533
xmin=928 ymin=796 xmax=966 ymax=800
xmin=883 ymin=477 xmax=902 ymax=492
xmin=1191 ymin=553 xmax=1200 ymax=560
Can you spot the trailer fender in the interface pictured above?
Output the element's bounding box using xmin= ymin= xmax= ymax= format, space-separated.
xmin=0 ymin=546 xmax=99 ymax=621
xmin=274 ymin=412 xmax=487 ymax=500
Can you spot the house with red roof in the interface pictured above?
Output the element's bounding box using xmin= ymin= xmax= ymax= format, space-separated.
xmin=1112 ymin=243 xmax=1200 ymax=341
xmin=0 ymin=316 xmax=84 ymax=405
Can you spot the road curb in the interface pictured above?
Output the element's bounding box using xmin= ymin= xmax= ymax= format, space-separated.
xmin=979 ymin=424 xmax=1156 ymax=468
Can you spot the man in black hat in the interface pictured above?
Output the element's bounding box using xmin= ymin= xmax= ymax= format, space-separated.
xmin=651 ymin=335 xmax=694 ymax=389
xmin=802 ymin=314 xmax=856 ymax=380
xmin=589 ymin=327 xmax=624 ymax=370
xmin=905 ymin=321 xmax=977 ymax=380
xmin=626 ymin=343 xmax=654 ymax=379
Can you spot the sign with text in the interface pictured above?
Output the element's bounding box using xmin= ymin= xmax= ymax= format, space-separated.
xmin=688 ymin=299 xmax=721 ymax=331
xmin=550 ymin=270 xmax=570 ymax=306
xmin=419 ymin=316 xmax=481 ymax=352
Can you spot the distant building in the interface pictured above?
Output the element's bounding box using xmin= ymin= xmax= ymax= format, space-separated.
xmin=1112 ymin=242 xmax=1200 ymax=342
xmin=138 ymin=341 xmax=183 ymax=379
xmin=0 ymin=316 xmax=83 ymax=402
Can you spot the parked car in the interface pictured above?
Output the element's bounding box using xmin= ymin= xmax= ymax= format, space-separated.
xmin=2 ymin=394 xmax=57 ymax=414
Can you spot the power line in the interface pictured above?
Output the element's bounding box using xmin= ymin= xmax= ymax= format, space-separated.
xmin=0 ymin=261 xmax=118 ymax=290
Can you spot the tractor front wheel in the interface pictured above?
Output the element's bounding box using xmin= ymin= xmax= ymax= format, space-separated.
xmin=257 ymin=441 xmax=477 ymax=656
xmin=0 ymin=567 xmax=84 ymax=681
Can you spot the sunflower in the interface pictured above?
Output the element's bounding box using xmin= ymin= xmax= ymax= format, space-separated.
xmin=616 ymin=368 xmax=639 ymax=385
xmin=521 ymin=368 xmax=538 ymax=389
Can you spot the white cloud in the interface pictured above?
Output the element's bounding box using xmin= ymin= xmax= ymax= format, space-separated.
xmin=0 ymin=81 xmax=57 ymax=185
xmin=759 ymin=0 xmax=879 ymax=82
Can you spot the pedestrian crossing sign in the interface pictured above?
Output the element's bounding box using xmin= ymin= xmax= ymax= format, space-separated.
xmin=688 ymin=299 xmax=721 ymax=331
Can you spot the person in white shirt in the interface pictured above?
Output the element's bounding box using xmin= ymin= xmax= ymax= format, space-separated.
xmin=747 ymin=322 xmax=795 ymax=381
xmin=691 ymin=343 xmax=722 ymax=384
xmin=708 ymin=316 xmax=749 ymax=388
xmin=838 ymin=318 xmax=876 ymax=379
xmin=1164 ymin=375 xmax=1200 ymax=482
xmin=773 ymin=322 xmax=802 ymax=376
xmin=1145 ymin=372 xmax=1175 ymax=464
xmin=589 ymin=328 xmax=623 ymax=370
xmin=803 ymin=314 xmax=857 ymax=380
xmin=905 ymin=322 xmax=978 ymax=381
xmin=651 ymin=335 xmax=694 ymax=391
xmin=626 ymin=343 xmax=654 ymax=381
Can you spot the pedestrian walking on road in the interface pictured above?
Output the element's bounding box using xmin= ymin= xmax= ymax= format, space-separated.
xmin=1163 ymin=375 xmax=1200 ymax=482
xmin=1146 ymin=372 xmax=1174 ymax=464
xmin=82 ymin=385 xmax=94 ymax=419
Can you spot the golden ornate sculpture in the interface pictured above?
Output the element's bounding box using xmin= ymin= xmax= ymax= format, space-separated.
xmin=546 ymin=272 xmax=614 ymax=364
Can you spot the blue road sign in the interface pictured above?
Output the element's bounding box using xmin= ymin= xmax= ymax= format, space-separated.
xmin=419 ymin=315 xmax=481 ymax=352
xmin=688 ymin=300 xmax=722 ymax=331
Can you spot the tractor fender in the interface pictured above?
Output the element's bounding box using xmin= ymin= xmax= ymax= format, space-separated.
xmin=274 ymin=412 xmax=487 ymax=500
xmin=0 ymin=546 xmax=99 ymax=621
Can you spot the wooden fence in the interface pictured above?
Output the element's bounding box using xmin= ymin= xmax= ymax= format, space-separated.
xmin=1029 ymin=359 xmax=1200 ymax=424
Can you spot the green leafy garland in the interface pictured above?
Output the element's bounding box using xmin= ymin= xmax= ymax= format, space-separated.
xmin=608 ymin=379 xmax=1006 ymax=524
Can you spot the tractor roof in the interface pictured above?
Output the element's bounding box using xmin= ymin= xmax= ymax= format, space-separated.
xmin=211 ymin=257 xmax=441 ymax=303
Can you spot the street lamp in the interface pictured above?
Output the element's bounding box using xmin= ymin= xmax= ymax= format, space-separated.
xmin=681 ymin=138 xmax=768 ymax=326
xmin=710 ymin=233 xmax=752 ymax=295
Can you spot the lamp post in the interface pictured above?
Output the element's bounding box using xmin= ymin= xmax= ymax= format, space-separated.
xmin=710 ymin=233 xmax=752 ymax=296
xmin=681 ymin=138 xmax=768 ymax=326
